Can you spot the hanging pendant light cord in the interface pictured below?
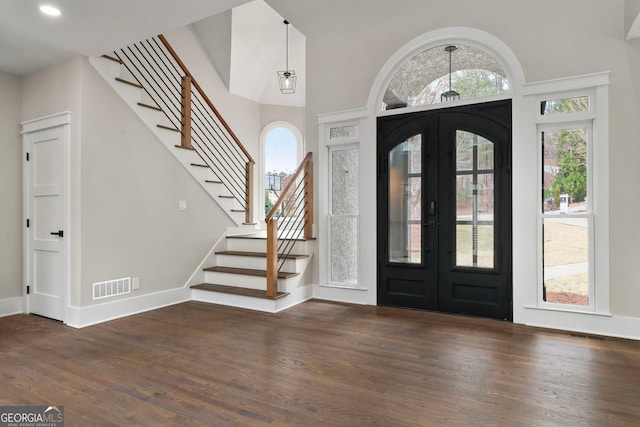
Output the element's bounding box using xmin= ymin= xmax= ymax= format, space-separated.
xmin=448 ymin=48 xmax=452 ymax=92
xmin=285 ymin=20 xmax=289 ymax=72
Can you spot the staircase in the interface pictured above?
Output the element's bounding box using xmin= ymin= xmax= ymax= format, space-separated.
xmin=191 ymin=231 xmax=314 ymax=312
xmin=89 ymin=41 xmax=253 ymax=226
xmin=90 ymin=34 xmax=315 ymax=313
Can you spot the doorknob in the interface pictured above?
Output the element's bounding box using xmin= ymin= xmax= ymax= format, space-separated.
xmin=50 ymin=230 xmax=64 ymax=238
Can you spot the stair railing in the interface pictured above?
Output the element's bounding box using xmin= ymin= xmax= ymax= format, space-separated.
xmin=112 ymin=35 xmax=255 ymax=223
xmin=265 ymin=152 xmax=313 ymax=297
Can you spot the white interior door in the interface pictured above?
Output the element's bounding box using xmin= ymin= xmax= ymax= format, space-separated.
xmin=23 ymin=114 xmax=70 ymax=321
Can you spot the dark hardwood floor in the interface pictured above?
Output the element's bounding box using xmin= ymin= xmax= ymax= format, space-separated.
xmin=1 ymin=300 xmax=639 ymax=426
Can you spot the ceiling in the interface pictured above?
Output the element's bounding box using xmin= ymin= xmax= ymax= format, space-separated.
xmin=0 ymin=0 xmax=251 ymax=75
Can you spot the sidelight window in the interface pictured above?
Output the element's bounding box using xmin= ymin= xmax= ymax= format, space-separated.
xmin=535 ymin=89 xmax=600 ymax=311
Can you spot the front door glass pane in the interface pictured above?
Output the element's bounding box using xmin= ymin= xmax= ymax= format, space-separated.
xmin=455 ymin=131 xmax=495 ymax=269
xmin=388 ymin=135 xmax=422 ymax=264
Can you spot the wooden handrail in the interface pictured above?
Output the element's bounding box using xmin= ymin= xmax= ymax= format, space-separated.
xmin=265 ymin=152 xmax=313 ymax=297
xmin=158 ymin=34 xmax=255 ymax=165
xmin=265 ymin=152 xmax=313 ymax=223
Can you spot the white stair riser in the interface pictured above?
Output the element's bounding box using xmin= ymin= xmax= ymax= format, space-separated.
xmin=191 ymin=284 xmax=312 ymax=313
xmin=226 ymin=238 xmax=310 ymax=254
xmin=203 ymin=271 xmax=265 ymax=289
xmin=203 ymin=271 xmax=295 ymax=292
xmin=215 ymin=254 xmax=303 ymax=272
xmin=216 ymin=197 xmax=243 ymax=211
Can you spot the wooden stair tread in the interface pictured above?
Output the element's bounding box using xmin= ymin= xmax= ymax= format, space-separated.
xmin=174 ymin=144 xmax=195 ymax=151
xmin=227 ymin=233 xmax=315 ymax=241
xmin=138 ymin=102 xmax=162 ymax=111
xmin=218 ymin=195 xmax=234 ymax=199
xmin=204 ymin=266 xmax=298 ymax=279
xmin=205 ymin=179 xmax=223 ymax=184
xmin=115 ymin=77 xmax=143 ymax=88
xmin=102 ymin=54 xmax=123 ymax=64
xmin=191 ymin=283 xmax=288 ymax=300
xmin=157 ymin=124 xmax=180 ymax=132
xmin=215 ymin=250 xmax=308 ymax=259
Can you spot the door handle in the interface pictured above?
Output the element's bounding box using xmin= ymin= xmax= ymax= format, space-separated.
xmin=50 ymin=230 xmax=64 ymax=238
xmin=424 ymin=221 xmax=437 ymax=228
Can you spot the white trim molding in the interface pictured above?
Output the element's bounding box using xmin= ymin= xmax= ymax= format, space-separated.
xmin=367 ymin=27 xmax=526 ymax=113
xmin=0 ymin=297 xmax=25 ymax=318
xmin=66 ymin=287 xmax=191 ymax=328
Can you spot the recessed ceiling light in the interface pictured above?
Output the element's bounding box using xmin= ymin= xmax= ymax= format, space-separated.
xmin=39 ymin=5 xmax=62 ymax=16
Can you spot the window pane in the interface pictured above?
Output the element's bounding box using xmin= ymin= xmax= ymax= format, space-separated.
xmin=389 ymin=136 xmax=422 ymax=264
xmin=456 ymin=176 xmax=495 ymax=268
xmin=542 ymin=128 xmax=588 ymax=214
xmin=455 ymin=131 xmax=495 ymax=269
xmin=382 ymin=44 xmax=510 ymax=110
xmin=331 ymin=148 xmax=359 ymax=215
xmin=330 ymin=215 xmax=358 ymax=284
xmin=543 ymin=218 xmax=589 ymax=306
xmin=540 ymin=96 xmax=589 ymax=115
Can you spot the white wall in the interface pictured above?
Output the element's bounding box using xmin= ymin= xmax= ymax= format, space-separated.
xmin=21 ymin=55 xmax=84 ymax=306
xmin=165 ymin=25 xmax=263 ymax=222
xmin=0 ymin=71 xmax=22 ymax=302
xmin=20 ymin=54 xmax=235 ymax=311
xmin=193 ymin=10 xmax=233 ymax=89
xmin=266 ymin=0 xmax=640 ymax=326
xmin=78 ymin=57 xmax=233 ymax=307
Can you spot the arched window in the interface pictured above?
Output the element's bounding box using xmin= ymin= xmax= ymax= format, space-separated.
xmin=260 ymin=121 xmax=303 ymax=218
xmin=382 ymin=44 xmax=510 ymax=110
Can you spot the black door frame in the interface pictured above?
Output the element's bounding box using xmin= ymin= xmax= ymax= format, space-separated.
xmin=377 ymin=100 xmax=513 ymax=321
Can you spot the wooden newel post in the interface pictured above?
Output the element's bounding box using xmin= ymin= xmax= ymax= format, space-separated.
xmin=304 ymin=157 xmax=313 ymax=239
xmin=266 ymin=219 xmax=278 ymax=297
xmin=245 ymin=161 xmax=254 ymax=224
xmin=181 ymin=76 xmax=192 ymax=148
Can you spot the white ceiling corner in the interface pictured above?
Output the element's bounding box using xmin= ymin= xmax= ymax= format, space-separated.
xmin=0 ymin=0 xmax=251 ymax=75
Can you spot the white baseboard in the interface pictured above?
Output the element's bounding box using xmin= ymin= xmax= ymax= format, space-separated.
xmin=0 ymin=297 xmax=24 ymax=317
xmin=192 ymin=284 xmax=313 ymax=314
xmin=66 ymin=287 xmax=191 ymax=328
xmin=313 ymin=285 xmax=370 ymax=306
xmin=520 ymin=307 xmax=640 ymax=341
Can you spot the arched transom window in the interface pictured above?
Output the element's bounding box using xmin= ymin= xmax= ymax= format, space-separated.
xmin=383 ymin=44 xmax=510 ymax=110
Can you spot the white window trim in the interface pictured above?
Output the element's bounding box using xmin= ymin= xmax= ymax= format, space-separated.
xmin=525 ymin=73 xmax=611 ymax=316
xmin=259 ymin=121 xmax=304 ymax=221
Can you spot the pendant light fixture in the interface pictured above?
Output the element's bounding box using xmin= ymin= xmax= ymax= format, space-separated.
xmin=441 ymin=45 xmax=460 ymax=102
xmin=277 ymin=20 xmax=297 ymax=94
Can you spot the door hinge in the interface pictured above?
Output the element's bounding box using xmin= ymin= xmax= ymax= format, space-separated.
xmin=26 ymin=152 xmax=30 ymax=161
xmin=26 ymin=285 xmax=30 ymax=294
xmin=26 ymin=219 xmax=30 ymax=228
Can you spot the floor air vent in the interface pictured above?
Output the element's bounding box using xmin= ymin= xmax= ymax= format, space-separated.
xmin=93 ymin=277 xmax=131 ymax=300
xmin=569 ymin=332 xmax=605 ymax=341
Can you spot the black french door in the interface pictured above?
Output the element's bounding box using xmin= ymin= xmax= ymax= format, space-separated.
xmin=377 ymin=100 xmax=512 ymax=321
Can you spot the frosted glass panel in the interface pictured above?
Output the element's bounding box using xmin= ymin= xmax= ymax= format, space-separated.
xmin=330 ymin=125 xmax=359 ymax=139
xmin=331 ymin=149 xmax=359 ymax=215
xmin=330 ymin=216 xmax=358 ymax=284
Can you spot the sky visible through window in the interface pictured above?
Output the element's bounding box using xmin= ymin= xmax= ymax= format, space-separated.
xmin=265 ymin=128 xmax=297 ymax=173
